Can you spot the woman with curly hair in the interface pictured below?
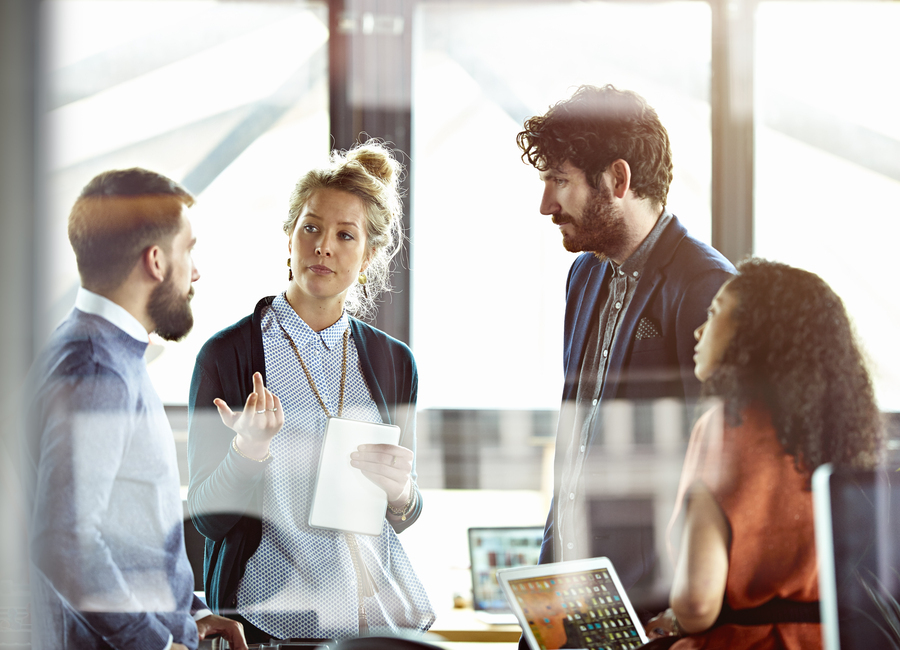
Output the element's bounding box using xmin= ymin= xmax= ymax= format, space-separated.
xmin=187 ymin=140 xmax=434 ymax=643
xmin=644 ymin=258 xmax=882 ymax=649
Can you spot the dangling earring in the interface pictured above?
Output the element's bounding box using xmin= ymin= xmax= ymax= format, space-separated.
xmin=287 ymin=258 xmax=293 ymax=281
xmin=358 ymin=272 xmax=368 ymax=299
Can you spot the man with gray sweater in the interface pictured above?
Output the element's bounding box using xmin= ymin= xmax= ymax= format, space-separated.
xmin=25 ymin=169 xmax=246 ymax=650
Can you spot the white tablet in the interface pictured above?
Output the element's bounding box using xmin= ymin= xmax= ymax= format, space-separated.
xmin=308 ymin=417 xmax=401 ymax=536
xmin=498 ymin=556 xmax=648 ymax=650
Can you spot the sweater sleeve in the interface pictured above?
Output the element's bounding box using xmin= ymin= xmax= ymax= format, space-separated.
xmin=186 ymin=339 xmax=269 ymax=543
xmin=390 ymin=359 xmax=422 ymax=534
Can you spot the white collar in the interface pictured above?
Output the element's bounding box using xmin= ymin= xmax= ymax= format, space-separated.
xmin=74 ymin=287 xmax=149 ymax=343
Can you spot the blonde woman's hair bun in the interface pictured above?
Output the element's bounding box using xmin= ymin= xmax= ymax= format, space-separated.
xmin=345 ymin=140 xmax=402 ymax=190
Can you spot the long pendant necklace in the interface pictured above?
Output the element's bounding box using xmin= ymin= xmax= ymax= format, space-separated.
xmin=279 ymin=322 xmax=350 ymax=418
xmin=278 ymin=319 xmax=376 ymax=628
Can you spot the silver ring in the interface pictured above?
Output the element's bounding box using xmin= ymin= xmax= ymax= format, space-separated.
xmin=256 ymin=409 xmax=266 ymax=414
xmin=268 ymin=407 xmax=278 ymax=412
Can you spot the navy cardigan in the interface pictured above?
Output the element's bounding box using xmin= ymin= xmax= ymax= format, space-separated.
xmin=186 ymin=296 xmax=422 ymax=614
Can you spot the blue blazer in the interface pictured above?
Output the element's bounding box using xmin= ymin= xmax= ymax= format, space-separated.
xmin=542 ymin=215 xmax=735 ymax=565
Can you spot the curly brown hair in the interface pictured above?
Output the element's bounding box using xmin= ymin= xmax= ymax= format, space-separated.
xmin=516 ymin=84 xmax=672 ymax=208
xmin=706 ymin=258 xmax=883 ymax=472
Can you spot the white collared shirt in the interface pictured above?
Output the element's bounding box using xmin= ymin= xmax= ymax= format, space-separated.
xmin=74 ymin=287 xmax=149 ymax=343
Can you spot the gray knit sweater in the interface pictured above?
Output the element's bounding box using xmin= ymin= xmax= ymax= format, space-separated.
xmin=26 ymin=308 xmax=200 ymax=650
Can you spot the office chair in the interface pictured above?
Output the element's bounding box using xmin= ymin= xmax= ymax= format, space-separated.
xmin=813 ymin=464 xmax=900 ymax=650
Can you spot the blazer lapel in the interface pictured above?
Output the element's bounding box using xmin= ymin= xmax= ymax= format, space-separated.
xmin=598 ymin=217 xmax=688 ymax=402
xmin=600 ymin=270 xmax=662 ymax=402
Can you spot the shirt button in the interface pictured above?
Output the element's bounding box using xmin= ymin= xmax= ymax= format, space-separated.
xmin=567 ymin=542 xmax=574 ymax=550
xmin=569 ymin=493 xmax=575 ymax=500
xmin=602 ymin=349 xmax=608 ymax=358
xmin=580 ymin=445 xmax=585 ymax=453
xmin=618 ymin=269 xmax=624 ymax=276
xmin=592 ymin=398 xmax=598 ymax=406
xmin=633 ymin=271 xmax=639 ymax=278
xmin=614 ymin=301 xmax=622 ymax=310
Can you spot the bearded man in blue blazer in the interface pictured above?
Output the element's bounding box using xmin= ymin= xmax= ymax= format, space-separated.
xmin=516 ymin=85 xmax=735 ymax=585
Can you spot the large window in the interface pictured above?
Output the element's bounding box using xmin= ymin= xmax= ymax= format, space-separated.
xmin=411 ymin=1 xmax=713 ymax=410
xmin=42 ymin=0 xmax=329 ymax=404
xmin=754 ymin=1 xmax=900 ymax=410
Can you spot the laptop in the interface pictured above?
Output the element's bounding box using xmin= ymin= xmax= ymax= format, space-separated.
xmin=813 ymin=463 xmax=900 ymax=650
xmin=497 ymin=557 xmax=649 ymax=650
xmin=468 ymin=526 xmax=544 ymax=624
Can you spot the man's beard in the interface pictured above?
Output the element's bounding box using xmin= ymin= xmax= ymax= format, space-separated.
xmin=553 ymin=183 xmax=628 ymax=260
xmin=147 ymin=270 xmax=194 ymax=342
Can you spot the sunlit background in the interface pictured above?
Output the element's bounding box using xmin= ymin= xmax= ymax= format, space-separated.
xmin=5 ymin=0 xmax=899 ymax=633
xmin=40 ymin=1 xmax=900 ymax=413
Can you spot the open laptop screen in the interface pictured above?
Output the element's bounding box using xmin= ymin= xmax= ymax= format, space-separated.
xmin=468 ymin=526 xmax=543 ymax=615
xmin=498 ymin=557 xmax=648 ymax=650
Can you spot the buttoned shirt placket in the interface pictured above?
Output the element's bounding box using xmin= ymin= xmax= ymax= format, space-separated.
xmin=238 ymin=295 xmax=385 ymax=638
xmin=556 ymin=211 xmax=673 ymax=561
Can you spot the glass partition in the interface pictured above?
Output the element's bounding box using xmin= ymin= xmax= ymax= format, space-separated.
xmin=37 ymin=0 xmax=900 ymax=638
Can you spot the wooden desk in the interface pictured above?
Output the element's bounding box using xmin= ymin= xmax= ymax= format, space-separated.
xmin=428 ymin=639 xmax=519 ymax=650
xmin=429 ymin=608 xmax=522 ymax=643
xmin=200 ymin=608 xmax=522 ymax=648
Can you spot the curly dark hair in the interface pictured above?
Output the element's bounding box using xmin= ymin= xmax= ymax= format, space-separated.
xmin=705 ymin=258 xmax=883 ymax=472
xmin=516 ymin=84 xmax=672 ymax=207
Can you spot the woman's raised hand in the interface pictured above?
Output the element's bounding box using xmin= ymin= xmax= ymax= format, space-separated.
xmin=350 ymin=443 xmax=414 ymax=515
xmin=213 ymin=372 xmax=283 ymax=460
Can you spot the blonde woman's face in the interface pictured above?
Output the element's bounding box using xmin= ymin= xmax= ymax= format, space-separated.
xmin=693 ymin=282 xmax=739 ymax=382
xmin=287 ymin=188 xmax=372 ymax=309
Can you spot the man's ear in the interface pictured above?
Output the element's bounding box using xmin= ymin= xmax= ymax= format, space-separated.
xmin=607 ymin=159 xmax=632 ymax=200
xmin=141 ymin=244 xmax=167 ymax=283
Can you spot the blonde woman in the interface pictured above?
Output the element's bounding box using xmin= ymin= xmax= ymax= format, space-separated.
xmin=187 ymin=142 xmax=433 ymax=643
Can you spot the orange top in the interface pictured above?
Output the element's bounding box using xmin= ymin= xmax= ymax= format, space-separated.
xmin=670 ymin=405 xmax=821 ymax=650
